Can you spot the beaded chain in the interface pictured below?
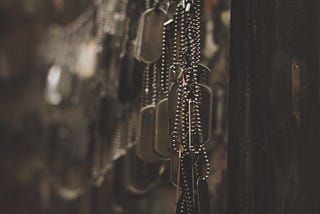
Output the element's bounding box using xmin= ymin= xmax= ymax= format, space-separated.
xmin=140 ymin=64 xmax=151 ymax=108
xmin=170 ymin=0 xmax=210 ymax=213
xmin=159 ymin=20 xmax=173 ymax=100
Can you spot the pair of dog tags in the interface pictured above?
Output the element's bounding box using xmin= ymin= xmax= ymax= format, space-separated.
xmin=153 ymin=18 xmax=175 ymax=160
xmin=136 ymin=100 xmax=171 ymax=161
xmin=126 ymin=145 xmax=165 ymax=195
xmin=175 ymin=155 xmax=211 ymax=214
xmin=136 ymin=105 xmax=160 ymax=162
xmin=176 ymin=178 xmax=210 ymax=214
xmin=111 ymin=112 xmax=164 ymax=196
xmin=135 ymin=7 xmax=174 ymax=161
xmin=169 ymin=64 xmax=214 ymax=188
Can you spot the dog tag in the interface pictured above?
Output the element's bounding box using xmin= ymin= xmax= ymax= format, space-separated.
xmin=170 ymin=149 xmax=180 ymax=187
xmin=153 ymin=20 xmax=175 ymax=160
xmin=49 ymin=117 xmax=90 ymax=200
xmin=169 ymin=83 xmax=213 ymax=145
xmin=125 ymin=146 xmax=164 ymax=195
xmin=168 ymin=81 xmax=179 ymax=187
xmin=125 ymin=146 xmax=152 ymax=195
xmin=136 ymin=105 xmax=160 ymax=163
xmin=174 ymin=154 xmax=197 ymax=211
xmin=199 ymin=63 xmax=211 ymax=85
xmin=135 ymin=8 xmax=166 ymax=63
xmin=196 ymin=178 xmax=211 ymax=214
xmin=169 ymin=84 xmax=213 ymax=188
xmin=133 ymin=10 xmax=145 ymax=61
xmin=112 ymin=156 xmax=126 ymax=209
xmin=199 ymin=84 xmax=213 ymax=144
xmin=154 ymin=98 xmax=170 ymax=159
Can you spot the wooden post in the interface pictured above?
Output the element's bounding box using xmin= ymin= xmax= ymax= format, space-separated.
xmin=228 ymin=0 xmax=320 ymax=213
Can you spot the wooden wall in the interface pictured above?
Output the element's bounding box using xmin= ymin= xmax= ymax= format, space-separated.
xmin=228 ymin=0 xmax=320 ymax=213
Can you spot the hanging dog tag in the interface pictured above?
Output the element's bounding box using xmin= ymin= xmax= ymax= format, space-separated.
xmin=169 ymin=81 xmax=213 ymax=187
xmin=133 ymin=10 xmax=145 ymax=61
xmin=199 ymin=83 xmax=213 ymax=144
xmin=125 ymin=146 xmax=164 ymax=195
xmin=169 ymin=82 xmax=181 ymax=187
xmin=170 ymin=149 xmax=180 ymax=187
xmin=199 ymin=63 xmax=211 ymax=85
xmin=112 ymin=156 xmax=127 ymax=209
xmin=197 ymin=64 xmax=213 ymax=144
xmin=153 ymin=19 xmax=175 ymax=160
xmin=196 ymin=178 xmax=211 ymax=214
xmin=154 ymin=98 xmax=170 ymax=159
xmin=125 ymin=146 xmax=151 ymax=195
xmin=136 ymin=105 xmax=160 ymax=163
xmin=169 ymin=83 xmax=213 ymax=145
xmin=135 ymin=8 xmax=166 ymax=63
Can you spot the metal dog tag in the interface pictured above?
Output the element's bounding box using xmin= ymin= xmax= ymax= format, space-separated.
xmin=135 ymin=8 xmax=166 ymax=63
xmin=154 ymin=98 xmax=170 ymax=159
xmin=112 ymin=156 xmax=126 ymax=208
xmin=196 ymin=178 xmax=211 ymax=214
xmin=125 ymin=146 xmax=152 ymax=195
xmin=136 ymin=105 xmax=160 ymax=163
xmin=169 ymin=83 xmax=213 ymax=145
xmin=199 ymin=84 xmax=213 ymax=144
xmin=170 ymin=149 xmax=180 ymax=187
xmin=133 ymin=9 xmax=145 ymax=61
xmin=168 ymin=81 xmax=179 ymax=187
xmin=199 ymin=63 xmax=211 ymax=85
xmin=125 ymin=146 xmax=164 ymax=195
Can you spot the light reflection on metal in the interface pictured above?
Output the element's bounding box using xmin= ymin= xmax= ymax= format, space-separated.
xmin=45 ymin=65 xmax=63 ymax=105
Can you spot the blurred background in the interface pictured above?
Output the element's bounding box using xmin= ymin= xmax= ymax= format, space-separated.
xmin=3 ymin=0 xmax=319 ymax=214
xmin=0 ymin=0 xmax=230 ymax=213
